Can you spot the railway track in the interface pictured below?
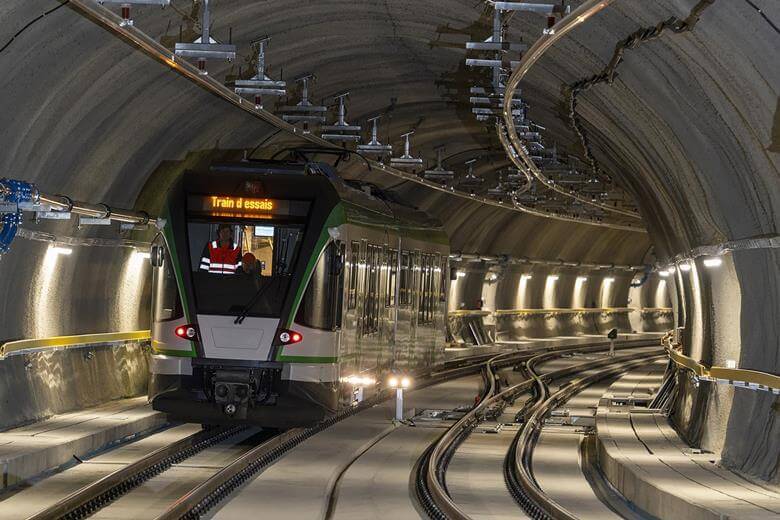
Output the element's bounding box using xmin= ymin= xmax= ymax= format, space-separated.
xmin=417 ymin=341 xmax=664 ymax=520
xmin=22 ymin=349 xmax=514 ymax=520
xmin=21 ymin=340 xmax=658 ymax=520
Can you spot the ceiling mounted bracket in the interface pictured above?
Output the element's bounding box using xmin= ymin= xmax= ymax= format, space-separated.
xmin=390 ymin=131 xmax=423 ymax=168
xmin=321 ymin=92 xmax=362 ymax=143
xmin=357 ymin=116 xmax=392 ymax=157
xmin=234 ymin=36 xmax=287 ymax=109
xmin=174 ymin=0 xmax=236 ymax=74
xmin=98 ymin=0 xmax=170 ymax=27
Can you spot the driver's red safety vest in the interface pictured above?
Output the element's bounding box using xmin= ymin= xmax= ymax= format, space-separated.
xmin=201 ymin=241 xmax=242 ymax=274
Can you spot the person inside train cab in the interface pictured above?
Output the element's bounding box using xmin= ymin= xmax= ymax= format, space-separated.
xmin=200 ymin=224 xmax=242 ymax=274
xmin=240 ymin=252 xmax=259 ymax=276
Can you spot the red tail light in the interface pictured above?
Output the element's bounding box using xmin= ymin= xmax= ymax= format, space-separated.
xmin=175 ymin=324 xmax=199 ymax=340
xmin=278 ymin=329 xmax=303 ymax=345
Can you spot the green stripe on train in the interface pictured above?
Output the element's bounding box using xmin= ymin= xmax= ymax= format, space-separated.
xmin=282 ymin=204 xmax=346 ymax=330
xmin=162 ymin=210 xmax=197 ymax=357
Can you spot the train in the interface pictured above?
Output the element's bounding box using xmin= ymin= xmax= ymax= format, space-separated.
xmin=148 ymin=157 xmax=450 ymax=427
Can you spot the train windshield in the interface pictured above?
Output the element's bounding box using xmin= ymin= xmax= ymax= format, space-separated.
xmin=187 ymin=221 xmax=305 ymax=317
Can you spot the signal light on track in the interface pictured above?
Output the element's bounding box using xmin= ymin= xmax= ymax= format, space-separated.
xmin=278 ymin=329 xmax=303 ymax=345
xmin=174 ymin=325 xmax=198 ymax=340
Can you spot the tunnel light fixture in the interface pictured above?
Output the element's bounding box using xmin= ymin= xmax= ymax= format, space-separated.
xmin=133 ymin=249 xmax=151 ymax=260
xmin=703 ymin=257 xmax=723 ymax=268
xmin=456 ymin=270 xmax=466 ymax=278
xmin=342 ymin=375 xmax=376 ymax=386
xmin=604 ymin=277 xmax=615 ymax=283
xmin=576 ymin=276 xmax=588 ymax=282
xmin=548 ymin=275 xmax=559 ymax=281
xmin=679 ymin=263 xmax=692 ymax=272
xmin=50 ymin=246 xmax=72 ymax=256
xmin=488 ymin=273 xmax=498 ymax=282
xmin=658 ymin=270 xmax=670 ymax=277
xmin=388 ymin=376 xmax=411 ymax=389
xmin=521 ymin=274 xmax=533 ymax=281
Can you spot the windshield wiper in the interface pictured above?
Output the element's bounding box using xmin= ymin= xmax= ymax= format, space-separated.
xmin=233 ymin=277 xmax=280 ymax=324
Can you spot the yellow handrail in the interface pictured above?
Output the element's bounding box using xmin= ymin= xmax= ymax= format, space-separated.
xmin=448 ymin=310 xmax=492 ymax=317
xmin=0 ymin=330 xmax=151 ymax=358
xmin=663 ymin=332 xmax=780 ymax=391
xmin=493 ymin=307 xmax=640 ymax=316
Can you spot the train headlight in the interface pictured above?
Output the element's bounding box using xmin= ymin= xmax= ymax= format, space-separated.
xmin=174 ymin=324 xmax=198 ymax=340
xmin=278 ymin=329 xmax=303 ymax=345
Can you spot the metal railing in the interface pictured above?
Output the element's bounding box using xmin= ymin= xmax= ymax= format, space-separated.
xmin=663 ymin=332 xmax=780 ymax=394
xmin=0 ymin=330 xmax=150 ymax=358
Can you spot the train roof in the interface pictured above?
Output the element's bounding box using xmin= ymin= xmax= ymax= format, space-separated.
xmin=184 ymin=160 xmax=445 ymax=233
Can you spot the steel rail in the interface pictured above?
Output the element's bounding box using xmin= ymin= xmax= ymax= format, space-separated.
xmin=419 ymin=339 xmax=662 ymax=519
xmin=65 ymin=0 xmax=645 ymax=233
xmin=27 ymin=425 xmax=246 ymax=520
xmin=25 ymin=348 xmax=499 ymax=520
xmin=24 ymin=351 xmax=485 ymax=520
xmin=157 ymin=341 xmax=645 ymax=520
xmin=507 ymin=352 xmax=665 ymax=520
xmin=499 ymin=1 xmax=644 ymax=221
xmin=139 ymin=349 xmax=529 ymax=520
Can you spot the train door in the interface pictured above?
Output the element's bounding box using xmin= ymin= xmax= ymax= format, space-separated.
xmin=343 ymin=240 xmax=361 ymax=375
xmin=395 ymin=250 xmax=412 ymax=368
xmin=384 ymin=247 xmax=399 ymax=368
xmin=409 ymin=250 xmax=421 ymax=364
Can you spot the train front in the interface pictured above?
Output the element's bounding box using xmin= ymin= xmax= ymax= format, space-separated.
xmin=148 ymin=166 xmax=343 ymax=427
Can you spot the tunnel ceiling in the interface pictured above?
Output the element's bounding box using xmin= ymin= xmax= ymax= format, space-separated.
xmin=1 ymin=0 xmax=777 ymax=262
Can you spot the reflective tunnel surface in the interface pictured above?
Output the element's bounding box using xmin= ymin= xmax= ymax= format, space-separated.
xmin=0 ymin=1 xmax=777 ymax=519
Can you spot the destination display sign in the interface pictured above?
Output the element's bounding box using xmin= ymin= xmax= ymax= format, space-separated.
xmin=188 ymin=195 xmax=309 ymax=219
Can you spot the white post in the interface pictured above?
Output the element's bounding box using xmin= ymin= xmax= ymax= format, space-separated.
xmin=395 ymin=388 xmax=404 ymax=420
xmin=609 ymin=339 xmax=615 ymax=357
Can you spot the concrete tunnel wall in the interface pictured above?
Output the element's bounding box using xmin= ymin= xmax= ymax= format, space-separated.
xmin=0 ymin=0 xmax=776 ymax=482
xmin=518 ymin=0 xmax=779 ymax=482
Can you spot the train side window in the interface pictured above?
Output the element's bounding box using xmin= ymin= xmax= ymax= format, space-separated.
xmin=296 ymin=241 xmax=344 ymax=330
xmin=418 ymin=254 xmax=433 ymax=324
xmin=438 ymin=255 xmax=447 ymax=302
xmin=362 ymin=243 xmax=381 ymax=335
xmin=399 ymin=250 xmax=411 ymax=307
xmin=386 ymin=249 xmax=398 ymax=307
xmin=151 ymin=236 xmax=183 ymax=322
xmin=347 ymin=241 xmax=360 ymax=310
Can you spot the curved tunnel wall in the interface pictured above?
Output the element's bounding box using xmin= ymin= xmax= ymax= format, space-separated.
xmin=520 ymin=0 xmax=779 ymax=482
xmin=0 ymin=0 xmax=776 ymax=483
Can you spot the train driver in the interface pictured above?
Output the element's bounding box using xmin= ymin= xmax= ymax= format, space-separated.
xmin=200 ymin=224 xmax=242 ymax=274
